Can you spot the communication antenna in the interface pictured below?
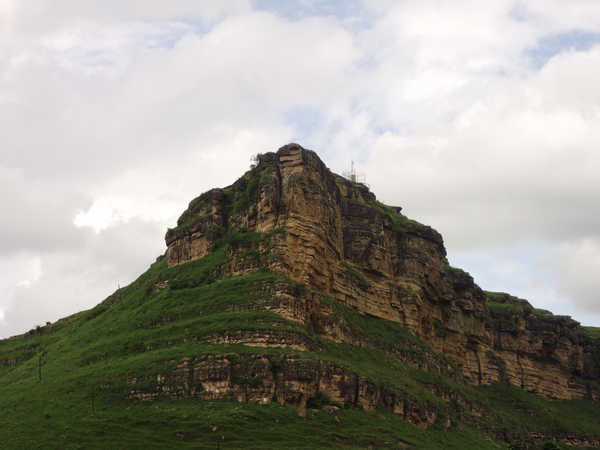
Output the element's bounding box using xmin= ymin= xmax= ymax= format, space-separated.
xmin=343 ymin=160 xmax=369 ymax=187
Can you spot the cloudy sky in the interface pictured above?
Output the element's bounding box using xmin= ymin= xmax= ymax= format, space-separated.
xmin=1 ymin=0 xmax=600 ymax=338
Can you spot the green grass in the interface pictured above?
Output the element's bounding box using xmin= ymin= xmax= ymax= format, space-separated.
xmin=484 ymin=300 xmax=524 ymax=333
xmin=343 ymin=197 xmax=429 ymax=237
xmin=343 ymin=197 xmax=367 ymax=207
xmin=228 ymin=166 xmax=273 ymax=215
xmin=0 ymin=395 xmax=506 ymax=450
xmin=531 ymin=308 xmax=552 ymax=317
xmin=584 ymin=327 xmax=600 ymax=340
xmin=374 ymin=200 xmax=424 ymax=233
xmin=319 ymin=294 xmax=427 ymax=352
xmin=485 ymin=301 xmax=523 ymax=313
xmin=1 ymin=240 xmax=599 ymax=449
xmin=474 ymin=382 xmax=600 ymax=442
xmin=166 ymin=214 xmax=211 ymax=238
xmin=341 ymin=261 xmax=369 ymax=290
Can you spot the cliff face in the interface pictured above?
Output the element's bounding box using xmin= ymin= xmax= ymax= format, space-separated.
xmin=128 ymin=354 xmax=442 ymax=427
xmin=165 ymin=143 xmax=599 ymax=401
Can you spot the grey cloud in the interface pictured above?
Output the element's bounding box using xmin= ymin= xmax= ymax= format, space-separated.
xmin=545 ymin=238 xmax=600 ymax=317
xmin=0 ymin=168 xmax=89 ymax=253
xmin=0 ymin=218 xmax=165 ymax=338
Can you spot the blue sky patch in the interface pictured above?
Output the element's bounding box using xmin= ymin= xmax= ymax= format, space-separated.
xmin=284 ymin=105 xmax=323 ymax=144
xmin=449 ymin=240 xmax=551 ymax=299
xmin=253 ymin=0 xmax=364 ymax=22
xmin=527 ymin=30 xmax=600 ymax=68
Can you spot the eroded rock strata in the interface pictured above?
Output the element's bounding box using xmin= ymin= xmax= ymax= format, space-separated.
xmin=127 ymin=354 xmax=444 ymax=428
xmin=165 ymin=143 xmax=599 ymax=402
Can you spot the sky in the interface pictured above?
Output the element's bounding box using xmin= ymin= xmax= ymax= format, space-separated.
xmin=1 ymin=0 xmax=600 ymax=338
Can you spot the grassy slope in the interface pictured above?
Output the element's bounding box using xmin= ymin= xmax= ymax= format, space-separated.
xmin=584 ymin=327 xmax=600 ymax=340
xmin=0 ymin=232 xmax=599 ymax=449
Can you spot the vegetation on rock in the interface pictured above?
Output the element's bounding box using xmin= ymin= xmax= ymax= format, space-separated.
xmin=1 ymin=144 xmax=598 ymax=449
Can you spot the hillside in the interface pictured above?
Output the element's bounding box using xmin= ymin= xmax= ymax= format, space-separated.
xmin=1 ymin=143 xmax=599 ymax=449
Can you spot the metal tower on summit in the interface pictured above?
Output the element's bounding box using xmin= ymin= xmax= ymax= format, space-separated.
xmin=343 ymin=161 xmax=368 ymax=186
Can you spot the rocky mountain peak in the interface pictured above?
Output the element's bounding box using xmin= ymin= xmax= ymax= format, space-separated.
xmin=162 ymin=143 xmax=599 ymax=402
xmin=2 ymin=144 xmax=599 ymax=448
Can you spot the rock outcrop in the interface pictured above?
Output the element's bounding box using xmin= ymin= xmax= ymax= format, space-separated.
xmin=127 ymin=354 xmax=444 ymax=428
xmin=164 ymin=143 xmax=599 ymax=401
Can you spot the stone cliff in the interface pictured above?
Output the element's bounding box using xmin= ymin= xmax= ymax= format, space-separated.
xmin=164 ymin=143 xmax=599 ymax=402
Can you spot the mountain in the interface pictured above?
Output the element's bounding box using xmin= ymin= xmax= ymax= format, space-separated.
xmin=1 ymin=143 xmax=599 ymax=449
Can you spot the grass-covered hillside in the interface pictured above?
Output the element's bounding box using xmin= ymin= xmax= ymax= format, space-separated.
xmin=1 ymin=229 xmax=599 ymax=449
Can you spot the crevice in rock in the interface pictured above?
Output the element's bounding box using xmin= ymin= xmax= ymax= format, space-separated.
xmin=472 ymin=349 xmax=482 ymax=386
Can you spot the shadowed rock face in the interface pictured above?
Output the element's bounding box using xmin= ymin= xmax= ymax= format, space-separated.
xmin=165 ymin=143 xmax=599 ymax=401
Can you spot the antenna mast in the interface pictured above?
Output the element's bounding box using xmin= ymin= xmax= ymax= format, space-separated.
xmin=343 ymin=160 xmax=368 ymax=186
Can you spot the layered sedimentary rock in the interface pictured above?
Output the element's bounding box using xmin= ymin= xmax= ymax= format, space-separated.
xmin=165 ymin=143 xmax=599 ymax=401
xmin=127 ymin=354 xmax=443 ymax=427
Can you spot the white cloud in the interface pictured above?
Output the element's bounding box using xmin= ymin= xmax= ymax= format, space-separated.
xmin=2 ymin=1 xmax=600 ymax=336
xmin=547 ymin=238 xmax=600 ymax=314
xmin=518 ymin=0 xmax=600 ymax=31
xmin=15 ymin=256 xmax=42 ymax=287
xmin=74 ymin=197 xmax=130 ymax=233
